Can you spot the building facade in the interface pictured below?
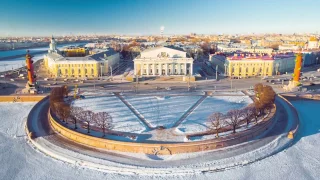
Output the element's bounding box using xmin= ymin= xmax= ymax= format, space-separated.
xmin=133 ymin=46 xmax=194 ymax=76
xmin=210 ymin=53 xmax=297 ymax=78
xmin=44 ymin=37 xmax=120 ymax=78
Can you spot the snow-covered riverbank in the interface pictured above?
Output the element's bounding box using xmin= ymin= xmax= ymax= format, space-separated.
xmin=0 ymin=100 xmax=319 ymax=180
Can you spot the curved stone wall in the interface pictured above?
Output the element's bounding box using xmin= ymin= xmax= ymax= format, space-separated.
xmin=49 ymin=102 xmax=277 ymax=154
xmin=0 ymin=95 xmax=45 ymax=102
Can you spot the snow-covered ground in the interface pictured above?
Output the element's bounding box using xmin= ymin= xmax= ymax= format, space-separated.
xmin=124 ymin=95 xmax=201 ymax=128
xmin=213 ymin=91 xmax=245 ymax=95
xmin=72 ymin=95 xmax=146 ymax=133
xmin=0 ymin=99 xmax=319 ymax=180
xmin=178 ymin=96 xmax=252 ymax=133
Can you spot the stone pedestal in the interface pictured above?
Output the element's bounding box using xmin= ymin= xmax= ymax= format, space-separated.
xmin=22 ymin=82 xmax=38 ymax=94
xmin=283 ymin=81 xmax=300 ymax=92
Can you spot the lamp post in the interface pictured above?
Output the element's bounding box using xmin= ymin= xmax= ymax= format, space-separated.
xmin=230 ymin=75 xmax=233 ymax=91
xmin=316 ymin=57 xmax=319 ymax=65
xmin=110 ymin=66 xmax=113 ymax=80
xmin=224 ymin=63 xmax=227 ymax=76
xmin=216 ymin=65 xmax=218 ymax=80
xmin=100 ymin=63 xmax=103 ymax=79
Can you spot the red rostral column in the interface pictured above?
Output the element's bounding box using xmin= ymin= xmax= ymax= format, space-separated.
xmin=293 ymin=53 xmax=303 ymax=83
xmin=26 ymin=50 xmax=35 ymax=85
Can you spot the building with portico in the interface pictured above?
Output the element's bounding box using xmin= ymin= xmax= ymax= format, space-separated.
xmin=133 ymin=46 xmax=194 ymax=77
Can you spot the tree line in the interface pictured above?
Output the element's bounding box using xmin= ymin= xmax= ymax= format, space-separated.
xmin=49 ymin=86 xmax=113 ymax=136
xmin=207 ymin=83 xmax=276 ymax=137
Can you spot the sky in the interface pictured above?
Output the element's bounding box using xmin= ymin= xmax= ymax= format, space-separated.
xmin=1 ymin=0 xmax=320 ymax=37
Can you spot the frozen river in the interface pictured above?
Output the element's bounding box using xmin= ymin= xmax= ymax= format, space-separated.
xmin=0 ymin=100 xmax=319 ymax=180
xmin=0 ymin=43 xmax=86 ymax=72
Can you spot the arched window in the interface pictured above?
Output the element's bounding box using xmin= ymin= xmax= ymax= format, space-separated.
xmin=78 ymin=69 xmax=81 ymax=74
xmin=85 ymin=69 xmax=88 ymax=74
xmin=91 ymin=69 xmax=94 ymax=74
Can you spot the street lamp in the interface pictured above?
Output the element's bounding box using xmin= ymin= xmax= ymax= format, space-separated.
xmin=216 ymin=65 xmax=219 ymax=80
xmin=276 ymin=63 xmax=280 ymax=75
xmin=110 ymin=66 xmax=113 ymax=80
xmin=224 ymin=63 xmax=227 ymax=76
xmin=100 ymin=63 xmax=103 ymax=79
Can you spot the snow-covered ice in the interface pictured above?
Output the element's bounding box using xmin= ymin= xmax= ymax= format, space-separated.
xmin=0 ymin=54 xmax=44 ymax=72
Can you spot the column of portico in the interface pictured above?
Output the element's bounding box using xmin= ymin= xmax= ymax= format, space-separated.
xmin=153 ymin=63 xmax=156 ymax=76
xmin=146 ymin=63 xmax=149 ymax=76
xmin=134 ymin=62 xmax=136 ymax=75
xmin=190 ymin=63 xmax=193 ymax=75
xmin=184 ymin=63 xmax=187 ymax=75
xmin=158 ymin=63 xmax=162 ymax=76
xmin=140 ymin=63 xmax=143 ymax=76
xmin=171 ymin=63 xmax=174 ymax=75
xmin=165 ymin=63 xmax=168 ymax=75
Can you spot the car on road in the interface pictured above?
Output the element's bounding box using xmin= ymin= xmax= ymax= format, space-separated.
xmin=166 ymin=87 xmax=172 ymax=90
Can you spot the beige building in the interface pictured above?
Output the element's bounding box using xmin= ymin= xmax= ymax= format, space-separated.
xmin=44 ymin=37 xmax=120 ymax=78
xmin=134 ymin=46 xmax=194 ymax=76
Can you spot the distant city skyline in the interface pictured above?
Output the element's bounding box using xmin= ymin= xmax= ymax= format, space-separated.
xmin=1 ymin=0 xmax=320 ymax=37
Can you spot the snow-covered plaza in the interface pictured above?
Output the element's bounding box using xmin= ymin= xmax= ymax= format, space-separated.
xmin=71 ymin=93 xmax=254 ymax=142
xmin=0 ymin=98 xmax=319 ymax=179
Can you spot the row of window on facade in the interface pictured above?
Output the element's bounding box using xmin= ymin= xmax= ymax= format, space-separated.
xmin=231 ymin=63 xmax=271 ymax=66
xmin=230 ymin=67 xmax=269 ymax=73
xmin=57 ymin=64 xmax=95 ymax=67
xmin=141 ymin=68 xmax=190 ymax=75
xmin=58 ymin=68 xmax=95 ymax=75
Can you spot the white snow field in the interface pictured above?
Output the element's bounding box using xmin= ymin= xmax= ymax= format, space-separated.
xmin=124 ymin=95 xmax=201 ymax=128
xmin=178 ymin=96 xmax=252 ymax=133
xmin=72 ymin=95 xmax=146 ymax=133
xmin=0 ymin=99 xmax=320 ymax=180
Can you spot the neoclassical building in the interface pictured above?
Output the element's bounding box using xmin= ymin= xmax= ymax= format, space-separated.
xmin=44 ymin=36 xmax=120 ymax=78
xmin=133 ymin=46 xmax=194 ymax=76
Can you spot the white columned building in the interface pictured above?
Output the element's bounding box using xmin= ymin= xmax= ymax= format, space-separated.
xmin=133 ymin=46 xmax=194 ymax=77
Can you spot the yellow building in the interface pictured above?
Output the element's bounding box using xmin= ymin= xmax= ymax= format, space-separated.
xmin=211 ymin=54 xmax=274 ymax=78
xmin=61 ymin=47 xmax=88 ymax=57
xmin=210 ymin=53 xmax=297 ymax=78
xmin=44 ymin=36 xmax=120 ymax=78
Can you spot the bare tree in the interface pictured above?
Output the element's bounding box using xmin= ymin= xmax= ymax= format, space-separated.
xmin=242 ymin=105 xmax=255 ymax=127
xmin=94 ymin=112 xmax=113 ymax=137
xmin=208 ymin=112 xmax=224 ymax=137
xmin=81 ymin=110 xmax=94 ymax=133
xmin=60 ymin=103 xmax=71 ymax=124
xmin=53 ymin=101 xmax=64 ymax=120
xmin=252 ymin=106 xmax=260 ymax=124
xmin=226 ymin=109 xmax=242 ymax=133
xmin=70 ymin=106 xmax=83 ymax=129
